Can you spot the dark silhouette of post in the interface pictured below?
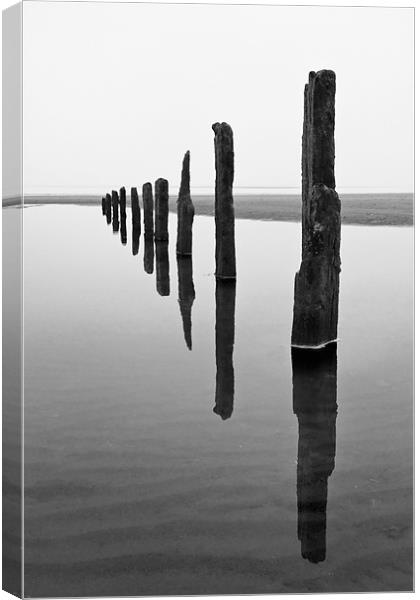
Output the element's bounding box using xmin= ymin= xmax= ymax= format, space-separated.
xmin=212 ymin=122 xmax=236 ymax=280
xmin=155 ymin=241 xmax=170 ymax=296
xmin=132 ymin=226 xmax=140 ymax=256
xmin=142 ymin=183 xmax=154 ymax=239
xmin=214 ymin=279 xmax=236 ymax=420
xmin=291 ymin=70 xmax=341 ymax=348
xmin=120 ymin=186 xmax=127 ymax=219
xmin=112 ymin=190 xmax=119 ymax=233
xmin=176 ymin=151 xmax=194 ymax=256
xmin=144 ymin=236 xmax=154 ymax=274
xmin=177 ymin=256 xmax=195 ymax=350
xmin=131 ymin=187 xmax=141 ymax=231
xmin=105 ymin=193 xmax=112 ymax=224
xmin=292 ymin=343 xmax=337 ymax=563
xmin=120 ymin=214 xmax=127 ymax=246
xmin=155 ymin=178 xmax=169 ymax=241
xmin=101 ymin=197 xmax=106 ymax=215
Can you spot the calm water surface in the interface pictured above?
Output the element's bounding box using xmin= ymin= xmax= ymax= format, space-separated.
xmin=21 ymin=205 xmax=413 ymax=596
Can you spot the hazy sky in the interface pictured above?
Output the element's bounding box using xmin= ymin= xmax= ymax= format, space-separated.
xmin=23 ymin=2 xmax=414 ymax=194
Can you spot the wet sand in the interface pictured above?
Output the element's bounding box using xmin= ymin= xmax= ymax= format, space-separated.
xmin=6 ymin=192 xmax=414 ymax=226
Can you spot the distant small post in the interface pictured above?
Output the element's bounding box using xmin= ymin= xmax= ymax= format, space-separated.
xmin=154 ymin=178 xmax=169 ymax=241
xmin=105 ymin=193 xmax=112 ymax=224
xmin=120 ymin=186 xmax=127 ymax=220
xmin=101 ymin=197 xmax=106 ymax=215
xmin=142 ymin=183 xmax=154 ymax=238
xmin=291 ymin=70 xmax=341 ymax=349
xmin=176 ymin=151 xmax=194 ymax=256
xmin=212 ymin=122 xmax=236 ymax=279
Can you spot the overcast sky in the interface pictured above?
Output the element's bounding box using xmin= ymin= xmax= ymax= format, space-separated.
xmin=23 ymin=2 xmax=414 ymax=195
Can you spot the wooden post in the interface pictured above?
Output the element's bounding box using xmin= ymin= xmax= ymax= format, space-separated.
xmin=155 ymin=241 xmax=170 ymax=296
xmin=105 ymin=193 xmax=112 ymax=224
xmin=120 ymin=186 xmax=127 ymax=219
xmin=101 ymin=197 xmax=106 ymax=215
xmin=212 ymin=122 xmax=236 ymax=280
xmin=176 ymin=151 xmax=194 ymax=256
xmin=142 ymin=183 xmax=154 ymax=238
xmin=131 ymin=187 xmax=141 ymax=231
xmin=292 ymin=343 xmax=337 ymax=563
xmin=132 ymin=226 xmax=140 ymax=256
xmin=291 ymin=70 xmax=341 ymax=349
xmin=214 ymin=279 xmax=236 ymax=420
xmin=111 ymin=190 xmax=119 ymax=233
xmin=177 ymin=256 xmax=195 ymax=350
xmin=154 ymin=178 xmax=169 ymax=241
xmin=120 ymin=214 xmax=127 ymax=246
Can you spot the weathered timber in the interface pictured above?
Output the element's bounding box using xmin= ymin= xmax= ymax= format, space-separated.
xmin=111 ymin=190 xmax=119 ymax=233
xmin=214 ymin=279 xmax=236 ymax=420
xmin=154 ymin=178 xmax=169 ymax=241
xmin=142 ymin=183 xmax=154 ymax=238
xmin=144 ymin=236 xmax=154 ymax=274
xmin=176 ymin=151 xmax=194 ymax=256
xmin=155 ymin=241 xmax=170 ymax=296
xmin=292 ymin=343 xmax=337 ymax=563
xmin=212 ymin=122 xmax=236 ymax=279
xmin=101 ymin=197 xmax=106 ymax=215
xmin=291 ymin=70 xmax=341 ymax=348
xmin=120 ymin=186 xmax=127 ymax=219
xmin=131 ymin=187 xmax=141 ymax=231
xmin=105 ymin=193 xmax=112 ymax=224
xmin=177 ymin=256 xmax=195 ymax=350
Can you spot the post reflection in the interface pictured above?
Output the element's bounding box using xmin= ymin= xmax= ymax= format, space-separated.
xmin=143 ymin=236 xmax=154 ymax=274
xmin=155 ymin=241 xmax=170 ymax=296
xmin=177 ymin=257 xmax=195 ymax=350
xmin=214 ymin=280 xmax=236 ymax=420
xmin=292 ymin=343 xmax=338 ymax=564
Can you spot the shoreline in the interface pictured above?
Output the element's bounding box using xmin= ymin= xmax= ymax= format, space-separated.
xmin=3 ymin=193 xmax=414 ymax=226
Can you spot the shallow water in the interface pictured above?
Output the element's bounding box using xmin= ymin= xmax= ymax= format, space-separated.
xmin=19 ymin=205 xmax=412 ymax=595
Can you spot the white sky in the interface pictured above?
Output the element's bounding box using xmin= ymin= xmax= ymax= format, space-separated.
xmin=23 ymin=1 xmax=414 ymax=194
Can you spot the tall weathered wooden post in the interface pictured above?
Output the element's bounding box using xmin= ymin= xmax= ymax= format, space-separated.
xmin=214 ymin=280 xmax=236 ymax=420
xmin=120 ymin=186 xmax=127 ymax=219
xmin=177 ymin=257 xmax=195 ymax=350
xmin=111 ymin=190 xmax=119 ymax=233
xmin=292 ymin=343 xmax=337 ymax=563
xmin=105 ymin=193 xmax=112 ymax=224
xmin=291 ymin=70 xmax=341 ymax=349
xmin=142 ymin=183 xmax=154 ymax=238
xmin=212 ymin=122 xmax=236 ymax=280
xmin=131 ymin=187 xmax=141 ymax=231
xmin=176 ymin=151 xmax=194 ymax=256
xmin=154 ymin=178 xmax=169 ymax=241
xmin=155 ymin=241 xmax=170 ymax=296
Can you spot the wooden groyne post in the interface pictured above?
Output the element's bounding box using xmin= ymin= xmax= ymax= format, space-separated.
xmin=131 ymin=187 xmax=141 ymax=231
xmin=111 ymin=190 xmax=119 ymax=233
xmin=154 ymin=178 xmax=169 ymax=241
xmin=105 ymin=193 xmax=112 ymax=224
xmin=176 ymin=151 xmax=194 ymax=256
xmin=120 ymin=186 xmax=127 ymax=219
xmin=291 ymin=70 xmax=341 ymax=349
xmin=101 ymin=197 xmax=106 ymax=215
xmin=292 ymin=343 xmax=337 ymax=563
xmin=142 ymin=183 xmax=154 ymax=238
xmin=212 ymin=122 xmax=236 ymax=280
xmin=144 ymin=236 xmax=154 ymax=274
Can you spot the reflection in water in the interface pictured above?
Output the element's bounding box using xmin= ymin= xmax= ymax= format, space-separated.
xmin=155 ymin=241 xmax=170 ymax=296
xmin=143 ymin=236 xmax=154 ymax=275
xmin=132 ymin=226 xmax=140 ymax=256
xmin=177 ymin=257 xmax=195 ymax=350
xmin=120 ymin=216 xmax=127 ymax=246
xmin=214 ymin=280 xmax=236 ymax=420
xmin=292 ymin=343 xmax=337 ymax=564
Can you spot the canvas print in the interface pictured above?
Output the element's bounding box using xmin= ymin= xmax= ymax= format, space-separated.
xmin=2 ymin=1 xmax=414 ymax=597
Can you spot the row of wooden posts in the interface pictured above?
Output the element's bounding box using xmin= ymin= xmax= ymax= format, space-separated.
xmin=101 ymin=69 xmax=341 ymax=351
